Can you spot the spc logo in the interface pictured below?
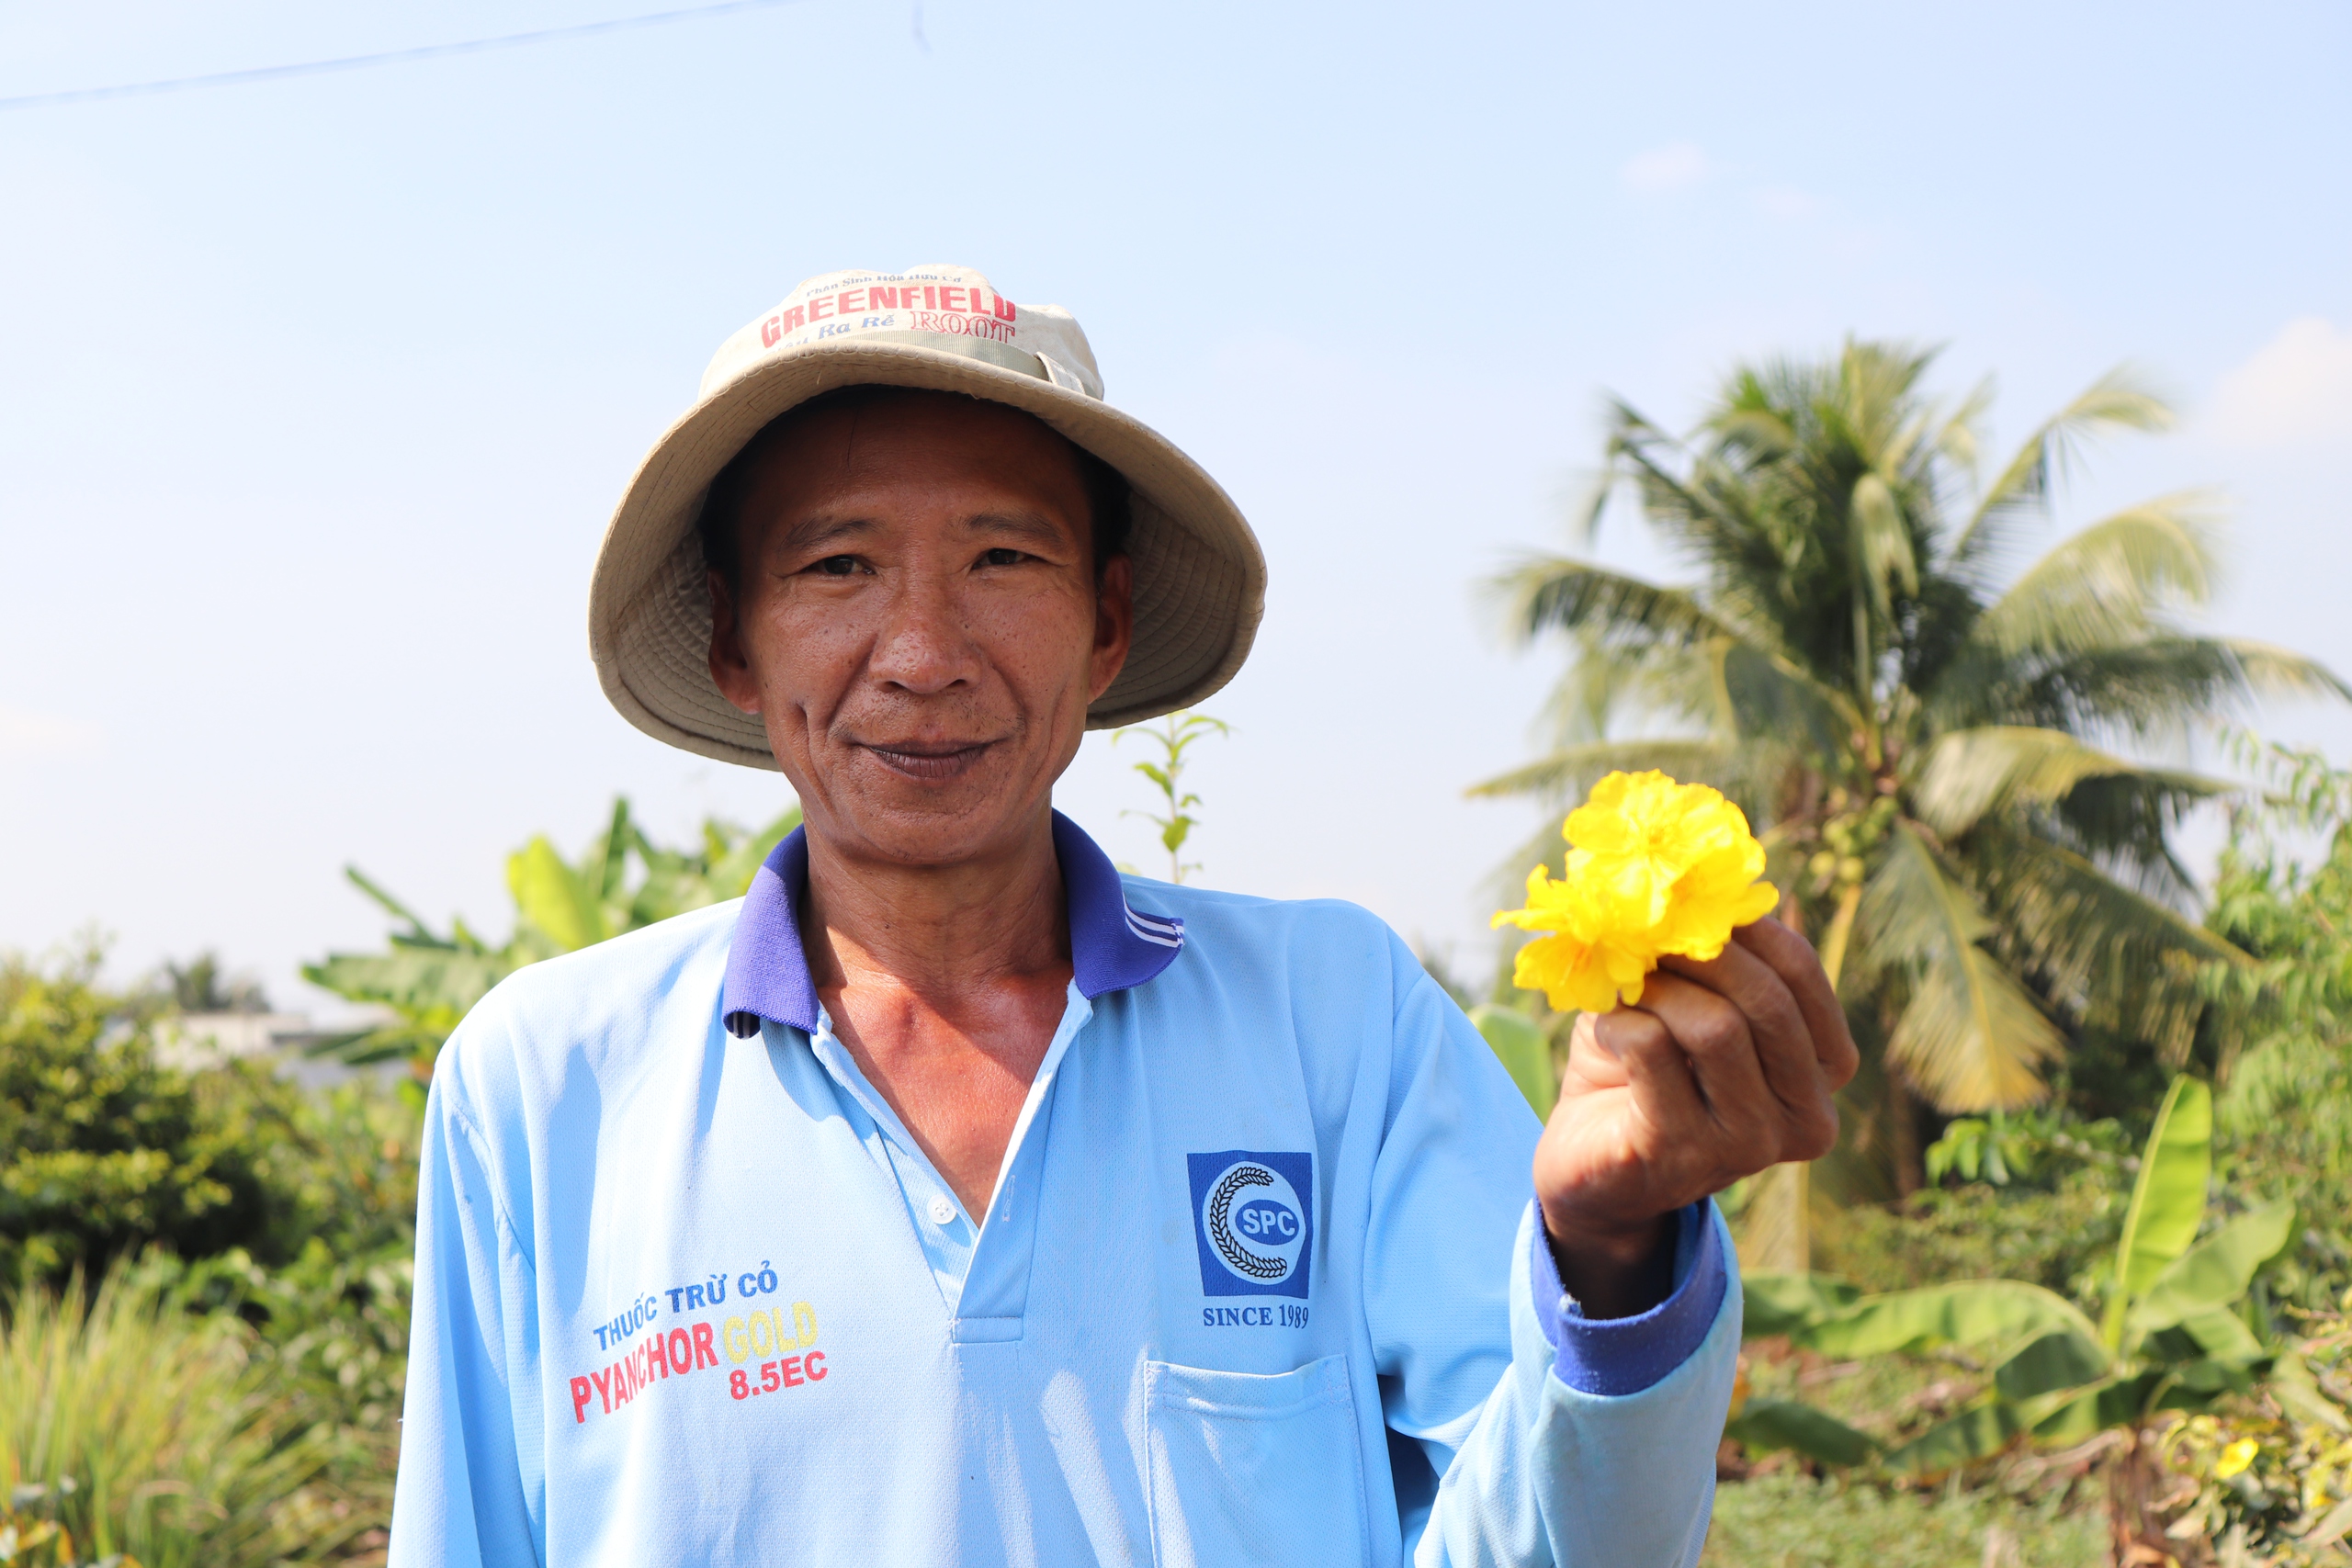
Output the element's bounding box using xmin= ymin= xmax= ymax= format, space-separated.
xmin=1185 ymin=1151 xmax=1313 ymax=1298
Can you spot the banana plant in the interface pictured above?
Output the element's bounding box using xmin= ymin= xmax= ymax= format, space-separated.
xmin=1470 ymin=1004 xmax=1558 ymax=1119
xmin=1729 ymin=1076 xmax=2335 ymax=1476
xmin=305 ymin=797 xmax=800 ymax=1080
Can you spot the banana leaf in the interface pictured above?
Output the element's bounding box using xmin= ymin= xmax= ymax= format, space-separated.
xmin=2125 ymin=1198 xmax=2295 ymax=1340
xmin=1741 ymin=1271 xmax=1864 ymax=1337
xmin=1724 ymin=1399 xmax=1878 ymax=1467
xmin=2104 ymin=1076 xmax=2211 ymax=1344
xmin=1470 ymin=1004 xmax=1557 ymax=1119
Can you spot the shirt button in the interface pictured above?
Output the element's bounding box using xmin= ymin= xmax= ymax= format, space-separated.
xmin=928 ymin=1195 xmax=957 ymax=1225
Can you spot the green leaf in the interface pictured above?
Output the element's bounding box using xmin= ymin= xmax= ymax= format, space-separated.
xmin=1784 ymin=1279 xmax=2100 ymax=1360
xmin=507 ymin=836 xmax=608 ymax=953
xmin=1468 ymin=1005 xmax=1555 ymax=1119
xmin=1864 ymin=825 xmax=2066 ymax=1111
xmin=1965 ymin=825 xmax=2245 ymax=1063
xmin=1485 ymin=557 xmax=1736 ymax=653
xmin=2169 ymin=1308 xmax=2265 ymax=1367
xmin=301 ymin=949 xmax=511 ymax=1019
xmin=1910 ymin=726 xmax=2231 ymax=840
xmin=1878 ymin=1398 xmax=2030 ymax=1477
xmin=2004 ymin=1372 xmax=2148 ymax=1451
xmin=2303 ymin=1496 xmax=2352 ymax=1551
xmin=701 ymin=807 xmax=803 ymax=903
xmin=2126 ymin=1197 xmax=2294 ymax=1338
xmin=1992 ymin=1327 xmax=2112 ymax=1402
xmin=1724 ymin=1400 xmax=1877 ymax=1467
xmin=2269 ymin=1351 xmax=2351 ymax=1432
xmin=1972 ymin=496 xmax=2220 ymax=656
xmin=341 ymin=866 xmax=447 ymax=945
xmin=1953 ymin=367 xmax=2175 ymax=566
xmin=2105 ymin=1075 xmax=2211 ymax=1344
xmin=1465 ymin=739 xmax=1743 ymax=804
xmin=1739 ymin=1271 xmax=1864 ymax=1338
xmin=1850 ymin=469 xmax=1919 ymax=614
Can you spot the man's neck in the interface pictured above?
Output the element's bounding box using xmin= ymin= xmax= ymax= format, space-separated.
xmin=798 ymin=812 xmax=1072 ymax=1009
xmin=797 ymin=812 xmax=1076 ymax=1221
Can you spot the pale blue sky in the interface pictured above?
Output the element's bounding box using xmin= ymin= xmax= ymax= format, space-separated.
xmin=4 ymin=0 xmax=2348 ymax=1010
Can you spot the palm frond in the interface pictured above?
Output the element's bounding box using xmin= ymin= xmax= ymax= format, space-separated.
xmin=1532 ymin=631 xmax=1722 ymax=748
xmin=1466 ymin=739 xmax=1742 ymax=802
xmin=1933 ymin=376 xmax=1996 ymax=478
xmin=1966 ymin=822 xmax=2248 ymax=1061
xmin=1994 ymin=637 xmax=2352 ymax=740
xmin=1605 ymin=404 xmax=1802 ymax=619
xmin=2218 ymin=640 xmax=2352 ymax=704
xmin=1718 ymin=640 xmax=1856 ymax=761
xmin=1970 ymin=496 xmax=2223 ymax=660
xmin=1486 ymin=556 xmax=1734 ymax=651
xmin=1952 ymin=367 xmax=2175 ymax=570
xmin=2040 ymin=770 xmax=2226 ymax=903
xmin=1909 ymin=726 xmax=2233 ymax=840
xmin=1861 ymin=823 xmax=2066 ymax=1110
xmin=1852 ymin=470 xmax=1921 ymax=616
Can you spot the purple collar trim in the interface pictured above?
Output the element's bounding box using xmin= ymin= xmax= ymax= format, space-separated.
xmin=721 ymin=811 xmax=1185 ymax=1039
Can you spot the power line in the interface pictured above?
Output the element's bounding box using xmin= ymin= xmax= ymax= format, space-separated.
xmin=0 ymin=0 xmax=804 ymax=112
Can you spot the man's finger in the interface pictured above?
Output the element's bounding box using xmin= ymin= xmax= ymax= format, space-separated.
xmin=1657 ymin=938 xmax=1826 ymax=1127
xmin=1589 ymin=1006 xmax=1714 ymax=1160
xmin=1619 ymin=973 xmax=1780 ymax=1165
xmin=1733 ymin=918 xmax=1861 ymax=1090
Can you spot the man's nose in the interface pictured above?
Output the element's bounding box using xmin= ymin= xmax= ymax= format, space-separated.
xmin=868 ymin=569 xmax=982 ymax=695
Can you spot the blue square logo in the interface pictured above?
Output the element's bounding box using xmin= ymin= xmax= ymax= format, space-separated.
xmin=1187 ymin=1150 xmax=1313 ymax=1299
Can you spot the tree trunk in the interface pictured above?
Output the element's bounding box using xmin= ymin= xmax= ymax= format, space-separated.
xmin=1886 ymin=1065 xmax=1922 ymax=1199
xmin=1738 ymin=1160 xmax=1810 ymax=1272
xmin=2107 ymin=1424 xmax=2207 ymax=1566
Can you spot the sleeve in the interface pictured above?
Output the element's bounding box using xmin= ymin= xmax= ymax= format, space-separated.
xmin=387 ymin=1058 xmax=546 ymax=1568
xmin=1363 ymin=965 xmax=1739 ymax=1568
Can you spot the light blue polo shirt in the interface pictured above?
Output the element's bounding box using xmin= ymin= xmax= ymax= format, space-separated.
xmin=389 ymin=813 xmax=1739 ymax=1568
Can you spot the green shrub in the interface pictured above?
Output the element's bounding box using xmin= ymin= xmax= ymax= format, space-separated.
xmin=168 ymin=1081 xmax=420 ymax=1559
xmin=1813 ymin=1169 xmax=2121 ymax=1305
xmin=0 ymin=952 xmax=316 ymax=1289
xmin=0 ymin=1260 xmax=362 ymax=1568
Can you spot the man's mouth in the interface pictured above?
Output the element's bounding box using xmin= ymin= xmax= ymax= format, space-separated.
xmin=859 ymin=739 xmax=997 ymax=782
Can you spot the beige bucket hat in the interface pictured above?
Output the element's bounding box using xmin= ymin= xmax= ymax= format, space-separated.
xmin=589 ymin=265 xmax=1267 ymax=771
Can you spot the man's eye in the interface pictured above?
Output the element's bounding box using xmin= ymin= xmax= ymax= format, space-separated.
xmin=813 ymin=555 xmax=860 ymax=576
xmin=979 ymin=547 xmax=1027 ymax=568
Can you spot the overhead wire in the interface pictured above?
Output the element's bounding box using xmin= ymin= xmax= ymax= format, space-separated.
xmin=0 ymin=0 xmax=803 ymax=112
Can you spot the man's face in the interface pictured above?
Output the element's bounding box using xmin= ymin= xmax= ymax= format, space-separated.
xmin=707 ymin=393 xmax=1133 ymax=870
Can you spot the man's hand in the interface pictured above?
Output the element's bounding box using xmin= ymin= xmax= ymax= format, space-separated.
xmin=1531 ymin=917 xmax=1860 ymax=1317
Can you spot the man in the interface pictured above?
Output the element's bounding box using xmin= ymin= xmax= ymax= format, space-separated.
xmin=389 ymin=265 xmax=1855 ymax=1567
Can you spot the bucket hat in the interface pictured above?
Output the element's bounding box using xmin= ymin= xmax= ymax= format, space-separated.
xmin=589 ymin=265 xmax=1267 ymax=771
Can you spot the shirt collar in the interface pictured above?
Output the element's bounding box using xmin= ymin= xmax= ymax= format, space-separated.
xmin=721 ymin=810 xmax=1185 ymax=1039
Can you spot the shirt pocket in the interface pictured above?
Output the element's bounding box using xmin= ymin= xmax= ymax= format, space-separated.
xmin=1143 ymin=1354 xmax=1369 ymax=1568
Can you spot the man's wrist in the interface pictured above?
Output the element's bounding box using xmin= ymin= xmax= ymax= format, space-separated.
xmin=1541 ymin=1208 xmax=1678 ymax=1319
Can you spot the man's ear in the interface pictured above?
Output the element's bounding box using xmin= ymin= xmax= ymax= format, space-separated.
xmin=1089 ymin=554 xmax=1135 ymax=704
xmin=707 ymin=570 xmax=763 ymax=715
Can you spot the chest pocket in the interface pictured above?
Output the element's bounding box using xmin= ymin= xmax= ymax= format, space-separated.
xmin=1143 ymin=1355 xmax=1368 ymax=1568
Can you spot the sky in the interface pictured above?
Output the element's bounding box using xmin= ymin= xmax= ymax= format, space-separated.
xmin=3 ymin=0 xmax=2349 ymax=1015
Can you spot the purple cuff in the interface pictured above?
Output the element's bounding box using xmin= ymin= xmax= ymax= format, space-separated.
xmin=1530 ymin=1201 xmax=1726 ymax=1397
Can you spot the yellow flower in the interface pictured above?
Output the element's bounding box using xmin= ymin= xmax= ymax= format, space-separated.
xmin=2216 ymin=1438 xmax=2260 ymax=1480
xmin=1492 ymin=772 xmax=1779 ymax=1013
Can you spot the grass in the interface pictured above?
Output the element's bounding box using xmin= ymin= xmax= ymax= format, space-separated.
xmin=1705 ymin=1473 xmax=2109 ymax=1568
xmin=1 ymin=1261 xmax=359 ymax=1567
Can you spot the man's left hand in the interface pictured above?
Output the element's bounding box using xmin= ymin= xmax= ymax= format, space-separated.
xmin=1530 ymin=917 xmax=1860 ymax=1316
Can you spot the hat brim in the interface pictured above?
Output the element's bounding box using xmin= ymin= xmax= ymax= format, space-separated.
xmin=589 ymin=339 xmax=1266 ymax=772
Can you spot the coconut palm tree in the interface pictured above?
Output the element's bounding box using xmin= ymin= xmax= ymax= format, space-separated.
xmin=1476 ymin=342 xmax=2344 ymax=1215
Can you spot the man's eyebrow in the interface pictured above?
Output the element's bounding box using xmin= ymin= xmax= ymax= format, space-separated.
xmin=778 ymin=515 xmax=877 ymax=556
xmin=966 ymin=512 xmax=1076 ymax=549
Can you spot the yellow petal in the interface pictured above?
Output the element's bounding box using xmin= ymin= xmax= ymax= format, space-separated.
xmin=1498 ymin=773 xmax=1774 ymax=1007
